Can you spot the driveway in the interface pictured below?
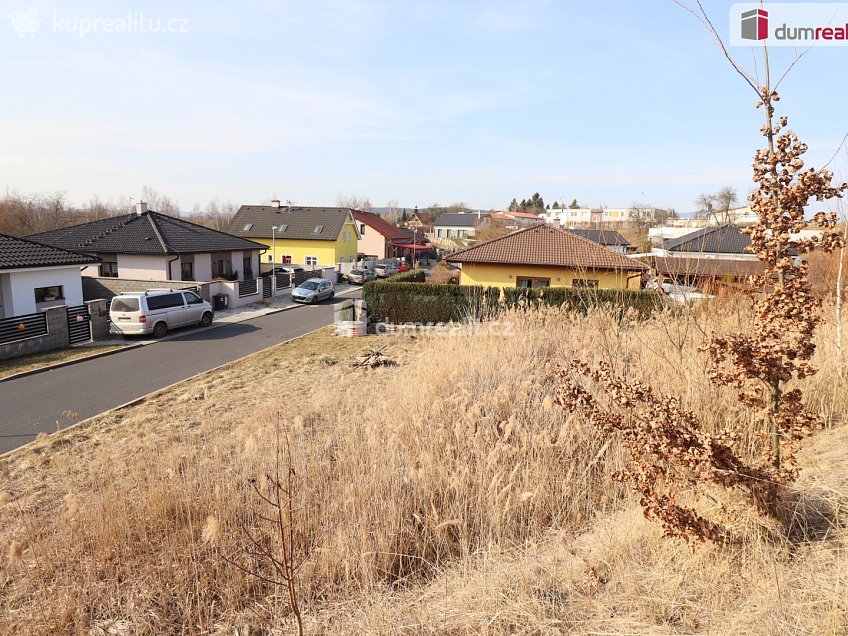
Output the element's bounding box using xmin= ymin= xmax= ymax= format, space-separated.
xmin=0 ymin=291 xmax=361 ymax=455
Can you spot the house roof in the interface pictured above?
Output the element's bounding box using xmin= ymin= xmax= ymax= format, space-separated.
xmin=433 ymin=212 xmax=488 ymax=228
xmin=445 ymin=224 xmax=647 ymax=271
xmin=28 ymin=212 xmax=262 ymax=256
xmin=506 ymin=211 xmax=544 ymax=220
xmin=0 ymin=233 xmax=100 ymax=271
xmin=228 ymin=205 xmax=354 ymax=241
xmin=664 ymin=224 xmax=751 ymax=254
xmin=654 ymin=256 xmax=765 ymax=279
xmin=353 ymin=210 xmax=409 ymax=240
xmin=566 ymin=229 xmax=630 ymax=247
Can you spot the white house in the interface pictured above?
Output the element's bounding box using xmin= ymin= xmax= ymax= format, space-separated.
xmin=28 ymin=202 xmax=264 ymax=283
xmin=0 ymin=233 xmax=99 ymax=318
xmin=543 ymin=206 xmax=671 ymax=227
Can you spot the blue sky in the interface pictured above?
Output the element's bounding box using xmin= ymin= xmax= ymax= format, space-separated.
xmin=1 ymin=0 xmax=846 ymax=214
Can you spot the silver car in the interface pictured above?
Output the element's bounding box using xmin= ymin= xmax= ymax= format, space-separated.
xmin=109 ymin=289 xmax=214 ymax=338
xmin=373 ymin=264 xmax=397 ymax=278
xmin=348 ymin=269 xmax=377 ymax=284
xmin=291 ymin=278 xmax=335 ymax=303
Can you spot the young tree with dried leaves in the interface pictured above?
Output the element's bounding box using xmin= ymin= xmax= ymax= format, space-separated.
xmin=557 ymin=3 xmax=846 ymax=541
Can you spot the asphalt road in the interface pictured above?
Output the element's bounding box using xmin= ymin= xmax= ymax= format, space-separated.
xmin=0 ymin=291 xmax=361 ymax=455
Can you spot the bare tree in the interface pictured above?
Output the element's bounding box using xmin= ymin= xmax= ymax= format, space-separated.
xmin=337 ymin=195 xmax=372 ymax=212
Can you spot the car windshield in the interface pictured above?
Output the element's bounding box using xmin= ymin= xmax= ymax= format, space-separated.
xmin=351 ymin=270 xmax=363 ymax=275
xmin=300 ymin=281 xmax=319 ymax=290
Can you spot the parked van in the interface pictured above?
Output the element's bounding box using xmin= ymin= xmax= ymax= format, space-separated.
xmin=109 ymin=289 xmax=214 ymax=338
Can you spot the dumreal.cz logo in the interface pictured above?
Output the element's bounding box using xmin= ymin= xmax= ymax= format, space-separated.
xmin=6 ymin=8 xmax=189 ymax=38
xmin=731 ymin=3 xmax=848 ymax=46
xmin=741 ymin=8 xmax=768 ymax=40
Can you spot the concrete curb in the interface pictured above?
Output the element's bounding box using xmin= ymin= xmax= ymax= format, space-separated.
xmin=0 ymin=286 xmax=362 ymax=385
xmin=0 ymin=323 xmax=334 ymax=460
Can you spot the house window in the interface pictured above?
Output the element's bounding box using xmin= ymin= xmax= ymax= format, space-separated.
xmin=305 ymin=256 xmax=318 ymax=267
xmin=360 ymin=224 xmax=366 ymax=235
xmin=100 ymin=261 xmax=118 ymax=277
xmin=572 ymin=279 xmax=599 ymax=289
xmin=280 ymin=254 xmax=292 ymax=264
xmin=313 ymin=225 xmax=324 ymax=234
xmin=516 ymin=277 xmax=550 ymax=289
xmin=267 ymin=254 xmax=273 ymax=262
xmin=242 ymin=223 xmax=253 ymax=231
xmin=243 ymin=257 xmax=252 ymax=277
xmin=34 ymin=285 xmax=64 ymax=303
xmin=212 ymin=258 xmax=231 ymax=278
xmin=181 ymin=262 xmax=194 ymax=281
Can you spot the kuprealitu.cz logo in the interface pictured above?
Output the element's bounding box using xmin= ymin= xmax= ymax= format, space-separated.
xmin=731 ymin=3 xmax=848 ymax=46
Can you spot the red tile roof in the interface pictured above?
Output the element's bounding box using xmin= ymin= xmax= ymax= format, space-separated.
xmin=446 ymin=224 xmax=646 ymax=271
xmin=353 ymin=210 xmax=409 ymax=240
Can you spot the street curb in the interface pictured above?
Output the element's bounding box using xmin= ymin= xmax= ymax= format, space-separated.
xmin=0 ymin=286 xmax=361 ymax=385
xmin=0 ymin=322 xmax=334 ymax=460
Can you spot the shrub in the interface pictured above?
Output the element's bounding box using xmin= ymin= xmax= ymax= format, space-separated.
xmin=364 ymin=281 xmax=499 ymax=323
xmin=391 ymin=269 xmax=426 ymax=283
xmin=502 ymin=286 xmax=662 ymax=317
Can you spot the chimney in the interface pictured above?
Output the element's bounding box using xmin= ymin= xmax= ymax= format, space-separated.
xmin=135 ymin=201 xmax=148 ymax=215
xmin=271 ymin=199 xmax=281 ymax=208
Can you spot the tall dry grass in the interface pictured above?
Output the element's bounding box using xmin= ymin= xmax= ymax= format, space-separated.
xmin=0 ymin=300 xmax=846 ymax=634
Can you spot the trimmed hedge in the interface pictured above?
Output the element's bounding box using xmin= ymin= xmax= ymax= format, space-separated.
xmin=363 ymin=281 xmax=501 ymax=323
xmin=363 ymin=275 xmax=662 ymax=323
xmin=502 ymin=286 xmax=662 ymax=317
xmin=390 ymin=269 xmax=427 ymax=283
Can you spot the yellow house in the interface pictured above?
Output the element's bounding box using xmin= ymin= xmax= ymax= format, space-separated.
xmin=228 ymin=201 xmax=359 ymax=267
xmin=446 ymin=224 xmax=646 ymax=290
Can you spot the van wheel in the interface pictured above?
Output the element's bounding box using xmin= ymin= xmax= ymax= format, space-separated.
xmin=200 ymin=312 xmax=213 ymax=327
xmin=152 ymin=322 xmax=168 ymax=338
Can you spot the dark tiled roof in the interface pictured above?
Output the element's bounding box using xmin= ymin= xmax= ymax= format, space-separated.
xmin=654 ymin=256 xmax=765 ymax=278
xmin=353 ymin=211 xmax=409 ymax=240
xmin=0 ymin=233 xmax=100 ymax=270
xmin=28 ymin=212 xmax=262 ymax=255
xmin=433 ymin=212 xmax=488 ymax=228
xmin=446 ymin=224 xmax=646 ymax=271
xmin=566 ymin=229 xmax=630 ymax=246
xmin=664 ymin=224 xmax=751 ymax=255
xmin=228 ymin=205 xmax=353 ymax=241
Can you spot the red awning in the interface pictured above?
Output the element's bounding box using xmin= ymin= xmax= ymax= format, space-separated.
xmin=390 ymin=242 xmax=429 ymax=250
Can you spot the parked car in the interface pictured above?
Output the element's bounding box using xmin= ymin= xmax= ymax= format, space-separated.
xmin=348 ymin=269 xmax=377 ymax=284
xmin=373 ymin=264 xmax=398 ymax=278
xmin=396 ymin=263 xmax=410 ymax=272
xmin=109 ymin=289 xmax=214 ymax=338
xmin=291 ymin=278 xmax=335 ymax=304
xmin=259 ymin=266 xmax=295 ymax=277
xmin=280 ymin=265 xmax=305 ymax=274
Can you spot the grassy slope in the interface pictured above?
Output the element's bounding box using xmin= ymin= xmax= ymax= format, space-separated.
xmin=0 ymin=305 xmax=846 ymax=635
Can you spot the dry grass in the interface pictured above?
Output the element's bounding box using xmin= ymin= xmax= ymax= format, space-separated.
xmin=0 ymin=301 xmax=846 ymax=635
xmin=0 ymin=345 xmax=125 ymax=380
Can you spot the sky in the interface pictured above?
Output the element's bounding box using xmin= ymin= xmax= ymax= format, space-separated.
xmin=1 ymin=0 xmax=847 ymax=215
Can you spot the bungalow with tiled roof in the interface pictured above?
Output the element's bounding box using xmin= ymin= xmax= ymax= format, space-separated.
xmin=29 ymin=202 xmax=263 ymax=282
xmin=0 ymin=233 xmax=99 ymax=318
xmin=445 ymin=224 xmax=646 ymax=290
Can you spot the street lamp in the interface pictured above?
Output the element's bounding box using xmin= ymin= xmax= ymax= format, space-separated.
xmin=271 ymin=226 xmax=278 ymax=271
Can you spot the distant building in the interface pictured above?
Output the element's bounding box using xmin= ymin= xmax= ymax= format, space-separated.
xmin=565 ymin=229 xmax=631 ymax=254
xmin=543 ymin=206 xmax=672 ymax=227
xmin=432 ymin=211 xmax=489 ymax=239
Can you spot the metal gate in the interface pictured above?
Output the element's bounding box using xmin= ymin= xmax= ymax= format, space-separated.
xmin=67 ymin=304 xmax=91 ymax=345
xmin=262 ymin=276 xmax=272 ymax=299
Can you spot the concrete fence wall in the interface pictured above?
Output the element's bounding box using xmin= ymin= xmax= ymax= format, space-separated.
xmin=0 ymin=306 xmax=70 ymax=361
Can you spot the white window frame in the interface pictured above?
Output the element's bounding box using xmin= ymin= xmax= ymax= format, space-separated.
xmin=305 ymin=256 xmax=318 ymax=267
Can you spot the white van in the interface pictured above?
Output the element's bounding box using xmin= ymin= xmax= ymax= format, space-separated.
xmin=109 ymin=289 xmax=214 ymax=338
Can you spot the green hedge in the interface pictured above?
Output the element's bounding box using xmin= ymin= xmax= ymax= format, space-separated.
xmin=390 ymin=269 xmax=427 ymax=283
xmin=363 ymin=275 xmax=662 ymax=323
xmin=502 ymin=286 xmax=661 ymax=317
xmin=363 ymin=281 xmax=501 ymax=323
